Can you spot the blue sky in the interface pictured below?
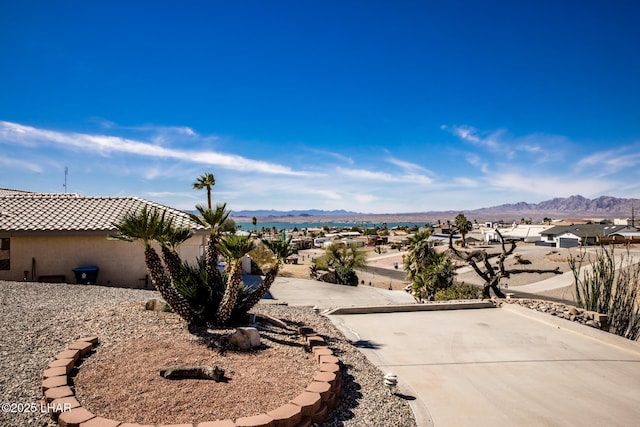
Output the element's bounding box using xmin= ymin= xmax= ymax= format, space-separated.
xmin=1 ymin=1 xmax=639 ymax=214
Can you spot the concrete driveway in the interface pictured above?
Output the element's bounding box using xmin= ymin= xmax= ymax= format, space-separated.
xmin=330 ymin=305 xmax=640 ymax=427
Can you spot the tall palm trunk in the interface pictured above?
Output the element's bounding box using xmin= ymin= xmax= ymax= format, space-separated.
xmin=161 ymin=246 xmax=184 ymax=283
xmin=145 ymin=246 xmax=193 ymax=323
xmin=205 ymin=236 xmax=220 ymax=284
xmin=217 ymin=259 xmax=243 ymax=325
xmin=243 ymin=263 xmax=280 ymax=311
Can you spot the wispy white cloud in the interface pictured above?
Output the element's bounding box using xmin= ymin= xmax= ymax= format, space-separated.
xmin=576 ymin=144 xmax=640 ymax=174
xmin=453 ymin=177 xmax=480 ymax=188
xmin=335 ymin=166 xmax=433 ymax=185
xmin=306 ymin=148 xmax=354 ymax=165
xmin=0 ymin=120 xmax=305 ymax=176
xmin=0 ymin=155 xmax=43 ymax=173
xmin=487 ymin=170 xmax=616 ymax=198
xmin=443 ymin=125 xmax=561 ymax=163
xmin=386 ymin=155 xmax=433 ymax=175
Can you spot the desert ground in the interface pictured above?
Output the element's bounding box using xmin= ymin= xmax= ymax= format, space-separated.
xmin=280 ymin=242 xmax=640 ymax=303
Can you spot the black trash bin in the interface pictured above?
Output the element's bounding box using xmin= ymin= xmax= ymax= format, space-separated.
xmin=72 ymin=266 xmax=99 ymax=284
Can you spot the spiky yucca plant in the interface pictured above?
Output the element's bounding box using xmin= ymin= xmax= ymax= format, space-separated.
xmin=113 ymin=206 xmax=193 ymax=323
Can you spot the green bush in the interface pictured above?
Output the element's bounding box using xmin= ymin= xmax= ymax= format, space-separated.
xmin=434 ymin=283 xmax=483 ymax=301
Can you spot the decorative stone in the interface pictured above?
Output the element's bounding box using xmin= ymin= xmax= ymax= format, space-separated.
xmin=44 ymin=385 xmax=74 ymax=403
xmin=79 ymin=416 xmax=121 ymax=427
xmin=306 ymin=336 xmax=325 ymax=348
xmin=48 ymin=358 xmax=75 ymax=375
xmin=318 ymin=363 xmax=340 ymax=374
xmin=234 ymin=413 xmax=273 ymax=427
xmin=290 ymin=391 xmax=321 ymax=417
xmin=69 ymin=340 xmax=93 ymax=356
xmin=313 ymin=371 xmax=337 ymax=387
xmin=56 ymin=349 xmax=81 ymax=362
xmin=160 ymin=365 xmax=225 ymax=381
xmin=58 ymin=407 xmax=95 ymax=427
xmin=42 ymin=375 xmax=68 ymax=392
xmin=196 ymin=420 xmax=236 ymax=427
xmin=43 ymin=366 xmax=68 ymax=379
xmin=267 ymin=403 xmax=302 ymax=427
xmin=78 ymin=335 xmax=99 ymax=345
xmin=119 ymin=424 xmax=155 ymax=427
xmin=318 ymin=354 xmax=339 ymax=365
xmin=145 ymin=298 xmax=169 ymax=311
xmin=312 ymin=347 xmax=332 ymax=362
xmin=49 ymin=396 xmax=80 ymax=421
xmin=305 ymin=381 xmax=331 ymax=401
xmin=229 ymin=327 xmax=261 ymax=350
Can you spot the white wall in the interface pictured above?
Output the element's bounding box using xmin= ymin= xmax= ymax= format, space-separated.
xmin=0 ymin=234 xmax=206 ymax=288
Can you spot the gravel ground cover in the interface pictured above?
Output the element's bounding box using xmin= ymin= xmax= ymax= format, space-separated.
xmin=0 ymin=280 xmax=416 ymax=427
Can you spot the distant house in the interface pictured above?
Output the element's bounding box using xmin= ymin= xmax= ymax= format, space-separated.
xmin=540 ymin=224 xmax=637 ymax=248
xmin=493 ymin=224 xmax=552 ymax=243
xmin=0 ymin=191 xmax=208 ymax=287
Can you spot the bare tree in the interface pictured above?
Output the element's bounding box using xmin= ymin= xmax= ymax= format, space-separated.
xmin=448 ymin=227 xmax=562 ymax=298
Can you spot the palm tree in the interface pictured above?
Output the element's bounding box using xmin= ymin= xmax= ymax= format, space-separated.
xmin=324 ymin=243 xmax=367 ymax=286
xmin=192 ymin=172 xmax=216 ymax=209
xmin=189 ymin=203 xmax=230 ymax=277
xmin=454 ymin=213 xmax=473 ymax=247
xmin=403 ymin=231 xmax=436 ymax=282
xmin=239 ymin=238 xmax=294 ymax=311
xmin=113 ymin=206 xmax=193 ymax=323
xmin=216 ymin=234 xmax=255 ymax=324
xmin=156 ymin=220 xmax=193 ymax=282
xmin=404 ymin=230 xmax=456 ymax=302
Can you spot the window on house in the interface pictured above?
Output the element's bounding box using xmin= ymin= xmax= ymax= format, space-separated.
xmin=0 ymin=238 xmax=9 ymax=270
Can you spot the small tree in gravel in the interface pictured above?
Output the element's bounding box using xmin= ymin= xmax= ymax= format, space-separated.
xmin=114 ymin=174 xmax=292 ymax=327
xmin=319 ymin=243 xmax=367 ymax=286
xmin=448 ymin=227 xmax=562 ymax=298
xmin=404 ymin=231 xmax=456 ymax=302
xmin=569 ymin=246 xmax=640 ymax=340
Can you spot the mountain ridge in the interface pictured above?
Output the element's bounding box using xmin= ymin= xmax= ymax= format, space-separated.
xmin=232 ymin=195 xmax=639 ymax=222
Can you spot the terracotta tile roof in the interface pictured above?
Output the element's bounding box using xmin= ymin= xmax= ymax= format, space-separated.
xmin=0 ymin=188 xmax=33 ymax=196
xmin=0 ymin=193 xmax=207 ymax=232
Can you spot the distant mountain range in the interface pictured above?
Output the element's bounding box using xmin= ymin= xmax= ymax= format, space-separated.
xmin=232 ymin=195 xmax=639 ymax=223
xmin=233 ymin=209 xmax=359 ymax=218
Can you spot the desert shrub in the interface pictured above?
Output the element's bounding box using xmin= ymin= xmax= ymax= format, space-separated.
xmin=173 ymin=258 xmax=225 ymax=323
xmin=434 ymin=283 xmax=483 ymax=301
xmin=569 ymin=246 xmax=640 ymax=341
xmin=335 ymin=265 xmax=359 ymax=286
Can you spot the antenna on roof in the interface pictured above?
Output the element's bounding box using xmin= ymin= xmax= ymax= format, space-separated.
xmin=63 ymin=167 xmax=68 ymax=193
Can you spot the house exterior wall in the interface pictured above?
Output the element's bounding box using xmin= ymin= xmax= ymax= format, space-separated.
xmin=0 ymin=234 xmax=205 ymax=288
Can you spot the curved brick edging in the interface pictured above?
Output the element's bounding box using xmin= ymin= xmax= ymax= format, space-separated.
xmin=43 ymin=327 xmax=343 ymax=427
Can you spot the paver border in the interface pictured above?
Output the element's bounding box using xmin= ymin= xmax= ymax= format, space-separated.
xmin=43 ymin=327 xmax=343 ymax=427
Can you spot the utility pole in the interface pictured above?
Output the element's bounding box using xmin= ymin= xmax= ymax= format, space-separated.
xmin=63 ymin=167 xmax=68 ymax=193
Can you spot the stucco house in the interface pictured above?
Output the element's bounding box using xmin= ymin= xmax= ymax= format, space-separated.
xmin=0 ymin=190 xmax=208 ymax=288
xmin=540 ymin=224 xmax=637 ymax=248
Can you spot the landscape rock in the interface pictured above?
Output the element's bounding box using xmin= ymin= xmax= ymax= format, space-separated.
xmin=229 ymin=327 xmax=261 ymax=350
xmin=145 ymin=298 xmax=169 ymax=311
